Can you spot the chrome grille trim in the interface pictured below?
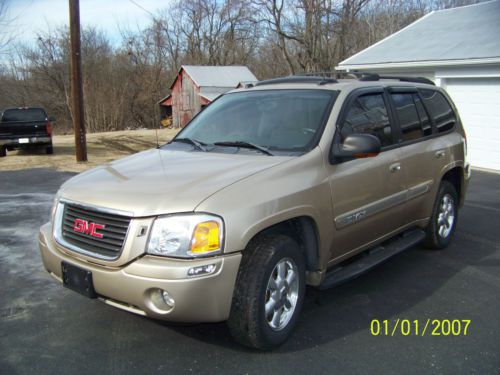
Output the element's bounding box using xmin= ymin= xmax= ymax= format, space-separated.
xmin=53 ymin=199 xmax=133 ymax=260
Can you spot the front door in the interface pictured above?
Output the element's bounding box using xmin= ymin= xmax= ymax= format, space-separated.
xmin=326 ymin=89 xmax=406 ymax=262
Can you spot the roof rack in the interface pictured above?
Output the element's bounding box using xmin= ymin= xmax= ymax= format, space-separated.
xmin=254 ymin=75 xmax=338 ymax=87
xmin=252 ymin=72 xmax=435 ymax=88
xmin=295 ymin=71 xmax=338 ymax=78
xmin=357 ymin=73 xmax=435 ymax=86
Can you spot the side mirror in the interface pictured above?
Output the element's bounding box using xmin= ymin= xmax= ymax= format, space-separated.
xmin=332 ymin=134 xmax=381 ymax=159
xmin=48 ymin=116 xmax=56 ymax=122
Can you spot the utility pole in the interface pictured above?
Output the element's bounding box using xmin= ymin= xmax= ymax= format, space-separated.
xmin=69 ymin=0 xmax=87 ymax=162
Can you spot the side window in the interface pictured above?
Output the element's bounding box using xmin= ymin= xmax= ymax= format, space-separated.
xmin=413 ymin=94 xmax=432 ymax=136
xmin=391 ymin=93 xmax=424 ymax=142
xmin=420 ymin=89 xmax=456 ymax=132
xmin=341 ymin=93 xmax=393 ymax=147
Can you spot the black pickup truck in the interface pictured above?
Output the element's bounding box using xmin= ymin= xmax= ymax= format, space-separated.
xmin=0 ymin=107 xmax=54 ymax=157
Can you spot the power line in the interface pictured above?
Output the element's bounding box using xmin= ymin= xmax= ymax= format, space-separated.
xmin=128 ymin=0 xmax=155 ymax=18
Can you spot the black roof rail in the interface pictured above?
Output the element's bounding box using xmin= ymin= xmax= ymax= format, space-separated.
xmin=357 ymin=73 xmax=435 ymax=86
xmin=295 ymin=71 xmax=338 ymax=78
xmin=254 ymin=75 xmax=338 ymax=87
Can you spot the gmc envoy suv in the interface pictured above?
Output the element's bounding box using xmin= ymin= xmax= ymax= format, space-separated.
xmin=39 ymin=74 xmax=470 ymax=349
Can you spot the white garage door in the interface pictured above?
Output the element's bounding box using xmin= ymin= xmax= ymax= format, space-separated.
xmin=445 ymin=78 xmax=500 ymax=171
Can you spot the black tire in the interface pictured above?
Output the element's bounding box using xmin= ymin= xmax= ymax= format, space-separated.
xmin=228 ymin=234 xmax=306 ymax=350
xmin=0 ymin=147 xmax=6 ymax=157
xmin=46 ymin=145 xmax=53 ymax=155
xmin=423 ymin=181 xmax=459 ymax=250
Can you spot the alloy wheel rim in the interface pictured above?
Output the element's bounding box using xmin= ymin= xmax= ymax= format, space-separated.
xmin=265 ymin=257 xmax=299 ymax=331
xmin=437 ymin=193 xmax=455 ymax=239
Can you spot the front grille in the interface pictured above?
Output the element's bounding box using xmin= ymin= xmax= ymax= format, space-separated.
xmin=61 ymin=203 xmax=131 ymax=259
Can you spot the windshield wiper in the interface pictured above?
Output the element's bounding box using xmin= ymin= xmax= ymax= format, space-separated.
xmin=213 ymin=141 xmax=274 ymax=156
xmin=171 ymin=137 xmax=207 ymax=152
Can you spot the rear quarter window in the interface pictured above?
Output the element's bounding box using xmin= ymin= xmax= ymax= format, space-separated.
xmin=419 ymin=89 xmax=456 ymax=133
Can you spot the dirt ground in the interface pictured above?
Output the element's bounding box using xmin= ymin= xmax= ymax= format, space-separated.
xmin=0 ymin=128 xmax=180 ymax=172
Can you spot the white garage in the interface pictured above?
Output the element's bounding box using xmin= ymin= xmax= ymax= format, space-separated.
xmin=336 ymin=0 xmax=500 ymax=171
xmin=445 ymin=78 xmax=500 ymax=171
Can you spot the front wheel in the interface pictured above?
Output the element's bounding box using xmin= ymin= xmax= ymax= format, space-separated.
xmin=423 ymin=181 xmax=459 ymax=249
xmin=228 ymin=234 xmax=305 ymax=350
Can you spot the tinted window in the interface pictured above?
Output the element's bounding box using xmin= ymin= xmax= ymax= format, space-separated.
xmin=1 ymin=108 xmax=47 ymax=122
xmin=420 ymin=89 xmax=456 ymax=132
xmin=341 ymin=93 xmax=393 ymax=147
xmin=413 ymin=94 xmax=432 ymax=136
xmin=391 ymin=93 xmax=424 ymax=142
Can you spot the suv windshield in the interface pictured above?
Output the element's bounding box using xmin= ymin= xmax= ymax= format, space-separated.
xmin=175 ymin=89 xmax=336 ymax=154
xmin=1 ymin=108 xmax=47 ymax=122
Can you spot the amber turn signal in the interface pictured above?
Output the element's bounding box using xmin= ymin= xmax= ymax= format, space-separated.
xmin=190 ymin=221 xmax=220 ymax=253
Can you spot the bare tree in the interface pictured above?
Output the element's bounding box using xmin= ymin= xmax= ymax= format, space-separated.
xmin=0 ymin=0 xmax=481 ymax=133
xmin=0 ymin=0 xmax=15 ymax=54
xmin=251 ymin=0 xmax=298 ymax=74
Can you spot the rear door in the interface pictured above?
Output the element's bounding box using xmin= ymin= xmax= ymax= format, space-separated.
xmin=387 ymin=87 xmax=454 ymax=224
xmin=326 ymin=88 xmax=406 ymax=261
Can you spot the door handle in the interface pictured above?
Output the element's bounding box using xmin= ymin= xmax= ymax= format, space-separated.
xmin=435 ymin=150 xmax=446 ymax=159
xmin=390 ymin=163 xmax=401 ymax=173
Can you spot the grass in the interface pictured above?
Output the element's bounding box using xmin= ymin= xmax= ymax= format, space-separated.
xmin=0 ymin=128 xmax=180 ymax=172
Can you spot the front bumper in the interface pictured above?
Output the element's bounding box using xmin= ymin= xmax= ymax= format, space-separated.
xmin=38 ymin=223 xmax=241 ymax=322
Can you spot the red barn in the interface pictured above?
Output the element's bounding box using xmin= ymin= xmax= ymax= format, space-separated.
xmin=159 ymin=65 xmax=257 ymax=128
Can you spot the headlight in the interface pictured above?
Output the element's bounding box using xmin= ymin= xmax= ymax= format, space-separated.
xmin=147 ymin=214 xmax=224 ymax=258
xmin=51 ymin=191 xmax=62 ymax=221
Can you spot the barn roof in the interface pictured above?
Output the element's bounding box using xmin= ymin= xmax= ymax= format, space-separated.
xmin=199 ymin=86 xmax=233 ymax=102
xmin=173 ymin=65 xmax=257 ymax=88
xmin=337 ymin=0 xmax=500 ymax=69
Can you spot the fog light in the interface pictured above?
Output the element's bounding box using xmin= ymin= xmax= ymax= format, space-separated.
xmin=161 ymin=290 xmax=175 ymax=308
xmin=188 ymin=264 xmax=216 ymax=277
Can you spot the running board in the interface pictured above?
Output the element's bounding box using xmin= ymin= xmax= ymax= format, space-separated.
xmin=319 ymin=228 xmax=426 ymax=290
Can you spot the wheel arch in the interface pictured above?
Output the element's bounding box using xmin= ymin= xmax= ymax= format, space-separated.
xmin=245 ymin=216 xmax=321 ymax=274
xmin=440 ymin=166 xmax=465 ymax=207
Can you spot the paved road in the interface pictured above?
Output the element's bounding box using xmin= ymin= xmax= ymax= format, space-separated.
xmin=0 ymin=168 xmax=498 ymax=374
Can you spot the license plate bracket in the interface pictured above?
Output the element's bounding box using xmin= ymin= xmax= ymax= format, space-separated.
xmin=61 ymin=262 xmax=97 ymax=298
xmin=18 ymin=138 xmax=29 ymax=144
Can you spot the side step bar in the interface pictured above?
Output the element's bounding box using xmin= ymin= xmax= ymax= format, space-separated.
xmin=318 ymin=228 xmax=426 ymax=290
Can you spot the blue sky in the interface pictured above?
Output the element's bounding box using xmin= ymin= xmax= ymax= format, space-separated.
xmin=5 ymin=0 xmax=167 ymax=46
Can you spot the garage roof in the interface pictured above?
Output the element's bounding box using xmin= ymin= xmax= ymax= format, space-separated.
xmin=338 ymin=0 xmax=500 ymax=69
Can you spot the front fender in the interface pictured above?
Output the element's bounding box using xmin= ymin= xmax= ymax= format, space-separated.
xmin=195 ymin=148 xmax=334 ymax=269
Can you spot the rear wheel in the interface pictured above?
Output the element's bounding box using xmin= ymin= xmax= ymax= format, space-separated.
xmin=424 ymin=181 xmax=458 ymax=249
xmin=0 ymin=147 xmax=6 ymax=157
xmin=228 ymin=234 xmax=305 ymax=350
xmin=46 ymin=145 xmax=53 ymax=155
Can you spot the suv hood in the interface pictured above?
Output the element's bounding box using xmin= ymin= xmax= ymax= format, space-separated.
xmin=59 ymin=148 xmax=291 ymax=217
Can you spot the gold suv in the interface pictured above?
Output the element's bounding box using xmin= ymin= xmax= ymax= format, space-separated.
xmin=39 ymin=74 xmax=470 ymax=349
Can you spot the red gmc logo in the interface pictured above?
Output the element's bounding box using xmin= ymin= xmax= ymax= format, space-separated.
xmin=73 ymin=219 xmax=105 ymax=238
